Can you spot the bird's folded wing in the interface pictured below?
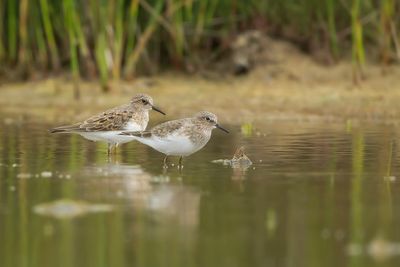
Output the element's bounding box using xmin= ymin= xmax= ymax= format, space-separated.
xmin=49 ymin=123 xmax=83 ymax=133
xmin=150 ymin=119 xmax=185 ymax=137
xmin=120 ymin=119 xmax=185 ymax=138
xmin=50 ymin=105 xmax=133 ymax=133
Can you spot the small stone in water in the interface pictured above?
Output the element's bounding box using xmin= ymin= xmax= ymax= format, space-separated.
xmin=212 ymin=147 xmax=252 ymax=169
xmin=231 ymin=147 xmax=252 ymax=167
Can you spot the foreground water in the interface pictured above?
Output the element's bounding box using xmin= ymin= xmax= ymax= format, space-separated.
xmin=1 ymin=116 xmax=400 ymax=267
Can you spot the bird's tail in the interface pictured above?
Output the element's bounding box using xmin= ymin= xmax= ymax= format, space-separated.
xmin=49 ymin=124 xmax=80 ymax=134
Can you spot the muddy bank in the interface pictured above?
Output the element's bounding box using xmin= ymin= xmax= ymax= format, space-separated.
xmin=1 ymin=37 xmax=400 ymax=125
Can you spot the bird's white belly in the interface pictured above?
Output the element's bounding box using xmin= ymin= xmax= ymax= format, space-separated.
xmin=79 ymin=131 xmax=135 ymax=145
xmin=137 ymin=136 xmax=203 ymax=156
xmin=125 ymin=121 xmax=145 ymax=131
xmin=79 ymin=121 xmax=143 ymax=145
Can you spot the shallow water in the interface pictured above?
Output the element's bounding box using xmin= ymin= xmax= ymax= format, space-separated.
xmin=1 ymin=117 xmax=400 ymax=267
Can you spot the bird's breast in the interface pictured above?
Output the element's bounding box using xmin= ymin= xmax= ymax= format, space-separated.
xmin=188 ymin=129 xmax=211 ymax=146
xmin=125 ymin=112 xmax=148 ymax=131
xmin=124 ymin=121 xmax=144 ymax=131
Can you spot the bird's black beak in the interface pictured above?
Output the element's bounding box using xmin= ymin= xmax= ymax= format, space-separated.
xmin=216 ymin=124 xmax=229 ymax=133
xmin=152 ymin=105 xmax=166 ymax=115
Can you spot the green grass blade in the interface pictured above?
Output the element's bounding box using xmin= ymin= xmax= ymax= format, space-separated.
xmin=7 ymin=0 xmax=18 ymax=62
xmin=39 ymin=0 xmax=60 ymax=69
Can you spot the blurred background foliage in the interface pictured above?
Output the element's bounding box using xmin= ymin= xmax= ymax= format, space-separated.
xmin=0 ymin=0 xmax=399 ymax=89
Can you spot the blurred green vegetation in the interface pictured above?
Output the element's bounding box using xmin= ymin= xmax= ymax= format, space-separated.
xmin=0 ymin=0 xmax=399 ymax=88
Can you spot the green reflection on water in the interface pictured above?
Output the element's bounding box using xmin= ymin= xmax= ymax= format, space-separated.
xmin=1 ymin=119 xmax=400 ymax=267
xmin=350 ymin=130 xmax=365 ymax=267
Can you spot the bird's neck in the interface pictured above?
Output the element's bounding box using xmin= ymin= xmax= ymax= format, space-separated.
xmin=189 ymin=125 xmax=212 ymax=145
xmin=131 ymin=109 xmax=149 ymax=131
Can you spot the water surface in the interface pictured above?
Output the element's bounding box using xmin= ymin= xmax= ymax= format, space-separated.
xmin=1 ymin=117 xmax=400 ymax=267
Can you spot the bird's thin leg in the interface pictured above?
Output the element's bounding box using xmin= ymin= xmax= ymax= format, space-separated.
xmin=162 ymin=166 xmax=168 ymax=175
xmin=163 ymin=155 xmax=168 ymax=168
xmin=178 ymin=156 xmax=183 ymax=169
xmin=107 ymin=143 xmax=112 ymax=156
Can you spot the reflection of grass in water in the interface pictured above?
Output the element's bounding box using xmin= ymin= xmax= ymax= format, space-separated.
xmin=265 ymin=208 xmax=277 ymax=238
xmin=65 ymin=135 xmax=82 ymax=198
xmin=350 ymin=131 xmax=364 ymax=266
xmin=240 ymin=123 xmax=253 ymax=137
xmin=5 ymin=118 xmax=400 ymax=266
xmin=96 ymin=142 xmax=108 ymax=163
xmin=5 ymin=131 xmax=21 ymax=257
xmin=379 ymin=140 xmax=394 ymax=239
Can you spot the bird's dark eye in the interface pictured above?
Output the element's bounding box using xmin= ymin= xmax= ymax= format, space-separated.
xmin=206 ymin=117 xmax=210 ymax=121
xmin=142 ymin=99 xmax=147 ymax=104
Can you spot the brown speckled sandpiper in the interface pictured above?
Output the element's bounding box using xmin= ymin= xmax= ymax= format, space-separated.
xmin=50 ymin=94 xmax=165 ymax=155
xmin=120 ymin=111 xmax=229 ymax=168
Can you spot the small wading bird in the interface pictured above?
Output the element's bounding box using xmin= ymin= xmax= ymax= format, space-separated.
xmin=120 ymin=111 xmax=229 ymax=168
xmin=50 ymin=94 xmax=165 ymax=155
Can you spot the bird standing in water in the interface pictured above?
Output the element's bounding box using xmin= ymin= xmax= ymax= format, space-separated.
xmin=120 ymin=111 xmax=229 ymax=168
xmin=50 ymin=94 xmax=165 ymax=155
